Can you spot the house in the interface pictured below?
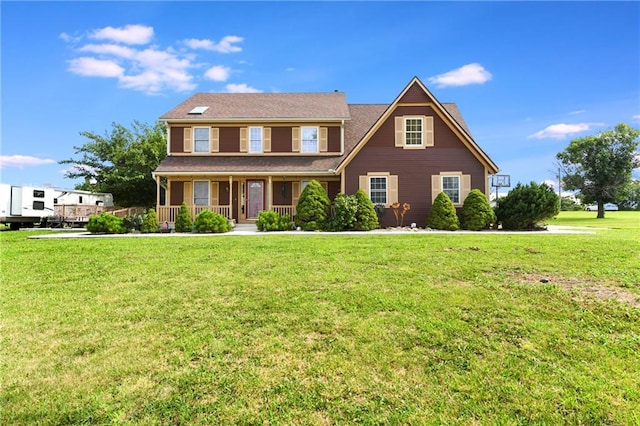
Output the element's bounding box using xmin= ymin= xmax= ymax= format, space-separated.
xmin=153 ymin=77 xmax=499 ymax=228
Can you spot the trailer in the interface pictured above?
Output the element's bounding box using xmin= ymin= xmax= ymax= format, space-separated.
xmin=51 ymin=188 xmax=114 ymax=227
xmin=0 ymin=184 xmax=55 ymax=229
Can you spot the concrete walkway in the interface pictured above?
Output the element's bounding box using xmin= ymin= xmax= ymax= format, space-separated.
xmin=27 ymin=224 xmax=597 ymax=239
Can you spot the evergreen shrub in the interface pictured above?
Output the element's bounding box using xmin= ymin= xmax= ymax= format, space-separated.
xmin=353 ymin=189 xmax=379 ymax=231
xmin=174 ymin=202 xmax=193 ymax=232
xmin=141 ymin=209 xmax=161 ymax=233
xmin=295 ymin=180 xmax=330 ymax=231
xmin=194 ymin=210 xmax=231 ymax=233
xmin=86 ymin=212 xmax=127 ymax=234
xmin=460 ymin=189 xmax=496 ymax=230
xmin=256 ymin=210 xmax=291 ymax=231
xmin=426 ymin=192 xmax=460 ymax=231
xmin=494 ymin=182 xmax=560 ymax=230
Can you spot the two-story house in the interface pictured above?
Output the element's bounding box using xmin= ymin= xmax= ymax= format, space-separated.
xmin=153 ymin=77 xmax=499 ymax=228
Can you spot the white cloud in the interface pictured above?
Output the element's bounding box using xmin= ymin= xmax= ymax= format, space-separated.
xmin=205 ymin=65 xmax=231 ymax=82
xmin=78 ymin=43 xmax=137 ymax=59
xmin=528 ymin=122 xmax=605 ymax=140
xmin=183 ymin=35 xmax=243 ymax=53
xmin=90 ymin=24 xmax=153 ymax=45
xmin=632 ymin=114 xmax=640 ymax=123
xmin=569 ymin=109 xmax=586 ymax=115
xmin=428 ymin=63 xmax=492 ymax=88
xmin=0 ymin=155 xmax=56 ymax=169
xmin=225 ymin=83 xmax=262 ymax=93
xmin=67 ymin=57 xmax=124 ymax=78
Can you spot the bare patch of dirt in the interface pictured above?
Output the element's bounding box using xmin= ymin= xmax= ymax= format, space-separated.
xmin=513 ymin=273 xmax=640 ymax=309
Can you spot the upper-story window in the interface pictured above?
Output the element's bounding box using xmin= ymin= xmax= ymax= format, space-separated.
xmin=249 ymin=127 xmax=263 ymax=153
xmin=194 ymin=127 xmax=210 ymax=152
xmin=404 ymin=117 xmax=423 ymax=146
xmin=301 ymin=127 xmax=318 ymax=153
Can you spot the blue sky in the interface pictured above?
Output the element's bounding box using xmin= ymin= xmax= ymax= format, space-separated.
xmin=2 ymin=1 xmax=639 ymax=195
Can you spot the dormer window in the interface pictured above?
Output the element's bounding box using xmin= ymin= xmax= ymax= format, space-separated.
xmin=301 ymin=126 xmax=318 ymax=153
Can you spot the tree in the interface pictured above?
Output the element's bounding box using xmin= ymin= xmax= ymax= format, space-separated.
xmin=426 ymin=192 xmax=459 ymax=231
xmin=494 ymin=182 xmax=559 ymax=230
xmin=556 ymin=123 xmax=640 ymax=218
xmin=60 ymin=120 xmax=167 ymax=208
xmin=294 ymin=180 xmax=330 ymax=231
xmin=615 ymin=179 xmax=640 ymax=210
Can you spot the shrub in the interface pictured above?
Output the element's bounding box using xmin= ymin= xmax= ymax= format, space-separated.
xmin=426 ymin=192 xmax=460 ymax=231
xmin=460 ymin=189 xmax=496 ymax=231
xmin=86 ymin=212 xmax=127 ymax=234
xmin=194 ymin=210 xmax=231 ymax=233
xmin=326 ymin=193 xmax=358 ymax=231
xmin=256 ymin=210 xmax=291 ymax=231
xmin=141 ymin=209 xmax=161 ymax=233
xmin=295 ymin=180 xmax=330 ymax=231
xmin=174 ymin=202 xmax=193 ymax=232
xmin=123 ymin=214 xmax=143 ymax=232
xmin=495 ymin=182 xmax=560 ymax=230
xmin=353 ymin=189 xmax=379 ymax=231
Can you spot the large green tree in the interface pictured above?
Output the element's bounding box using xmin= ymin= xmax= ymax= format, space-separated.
xmin=60 ymin=121 xmax=167 ymax=207
xmin=556 ymin=123 xmax=640 ymax=218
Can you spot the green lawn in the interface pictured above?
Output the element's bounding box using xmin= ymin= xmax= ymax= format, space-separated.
xmin=1 ymin=212 xmax=639 ymax=424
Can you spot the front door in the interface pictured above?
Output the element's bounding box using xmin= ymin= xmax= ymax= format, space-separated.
xmin=246 ymin=180 xmax=264 ymax=219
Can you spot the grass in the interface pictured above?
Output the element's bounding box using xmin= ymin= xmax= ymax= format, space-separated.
xmin=1 ymin=212 xmax=639 ymax=424
xmin=550 ymin=209 xmax=640 ymax=229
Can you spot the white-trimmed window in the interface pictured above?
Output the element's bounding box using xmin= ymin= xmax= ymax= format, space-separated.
xmin=194 ymin=127 xmax=210 ymax=153
xmin=249 ymin=127 xmax=263 ymax=153
xmin=442 ymin=176 xmax=460 ymax=204
xmin=369 ymin=176 xmax=388 ymax=204
xmin=301 ymin=127 xmax=319 ymax=153
xmin=193 ymin=181 xmax=209 ymax=206
xmin=405 ymin=117 xmax=423 ymax=146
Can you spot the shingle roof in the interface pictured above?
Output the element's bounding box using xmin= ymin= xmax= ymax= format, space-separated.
xmin=159 ymin=92 xmax=351 ymax=121
xmin=155 ymin=101 xmax=476 ymax=175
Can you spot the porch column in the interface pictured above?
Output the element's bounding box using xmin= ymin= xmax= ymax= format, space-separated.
xmin=229 ymin=176 xmax=233 ymax=219
xmin=268 ymin=175 xmax=273 ymax=211
xmin=155 ymin=175 xmax=160 ymax=212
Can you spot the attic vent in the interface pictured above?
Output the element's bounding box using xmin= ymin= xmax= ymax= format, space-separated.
xmin=189 ymin=106 xmax=209 ymax=114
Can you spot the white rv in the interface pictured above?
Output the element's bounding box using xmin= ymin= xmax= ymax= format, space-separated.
xmin=0 ymin=184 xmax=55 ymax=229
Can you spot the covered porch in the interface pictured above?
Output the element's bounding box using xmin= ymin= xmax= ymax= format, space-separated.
xmin=154 ymin=174 xmax=340 ymax=224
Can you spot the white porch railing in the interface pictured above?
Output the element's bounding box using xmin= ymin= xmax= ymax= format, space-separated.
xmin=272 ymin=205 xmax=296 ymax=218
xmin=157 ymin=205 xmax=231 ymax=223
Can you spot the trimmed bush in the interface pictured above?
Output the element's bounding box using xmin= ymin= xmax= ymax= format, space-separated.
xmin=86 ymin=212 xmax=127 ymax=234
xmin=123 ymin=214 xmax=143 ymax=232
xmin=326 ymin=193 xmax=358 ymax=231
xmin=495 ymin=182 xmax=560 ymax=230
xmin=256 ymin=210 xmax=291 ymax=231
xmin=141 ymin=209 xmax=161 ymax=233
xmin=174 ymin=202 xmax=193 ymax=233
xmin=426 ymin=192 xmax=460 ymax=231
xmin=460 ymin=189 xmax=496 ymax=231
xmin=295 ymin=180 xmax=330 ymax=231
xmin=194 ymin=210 xmax=231 ymax=233
xmin=353 ymin=189 xmax=379 ymax=231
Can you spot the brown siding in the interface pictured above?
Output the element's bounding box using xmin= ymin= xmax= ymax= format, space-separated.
xmin=170 ymin=127 xmax=184 ymax=153
xmin=328 ymin=127 xmax=341 ymax=152
xmin=219 ymin=127 xmax=240 ymax=152
xmin=398 ymin=82 xmax=432 ymax=104
xmin=272 ymin=181 xmax=292 ymax=205
xmin=170 ymin=181 xmax=184 ymax=205
xmin=345 ymin=107 xmax=485 ymax=227
xmin=327 ymin=181 xmax=340 ymax=201
xmin=219 ymin=181 xmax=230 ymax=205
xmin=270 ymin=127 xmax=292 ymax=153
